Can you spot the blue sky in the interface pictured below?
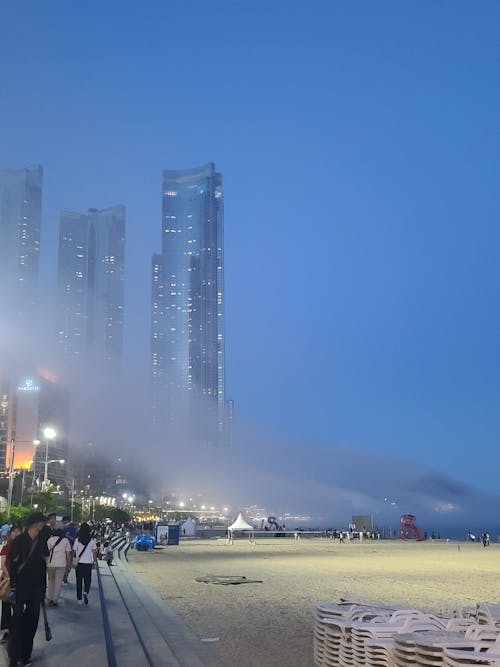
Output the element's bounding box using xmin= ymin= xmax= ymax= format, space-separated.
xmin=1 ymin=2 xmax=499 ymax=492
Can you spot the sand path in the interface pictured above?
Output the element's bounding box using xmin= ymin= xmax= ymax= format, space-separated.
xmin=128 ymin=538 xmax=500 ymax=667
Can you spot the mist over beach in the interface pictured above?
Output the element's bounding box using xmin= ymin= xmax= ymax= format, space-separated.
xmin=129 ymin=537 xmax=500 ymax=667
xmin=0 ymin=2 xmax=499 ymax=541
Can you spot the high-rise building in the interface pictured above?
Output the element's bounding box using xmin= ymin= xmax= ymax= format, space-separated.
xmin=0 ymin=382 xmax=10 ymax=473
xmin=0 ymin=165 xmax=43 ymax=326
xmin=0 ymin=372 xmax=70 ymax=488
xmin=56 ymin=205 xmax=126 ymax=366
xmin=151 ymin=163 xmax=231 ymax=445
xmin=25 ymin=374 xmax=70 ymax=489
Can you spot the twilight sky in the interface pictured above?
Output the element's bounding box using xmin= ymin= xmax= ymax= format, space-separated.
xmin=1 ymin=2 xmax=499 ymax=494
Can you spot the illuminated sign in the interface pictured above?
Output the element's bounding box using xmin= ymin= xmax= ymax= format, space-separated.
xmin=17 ymin=379 xmax=40 ymax=393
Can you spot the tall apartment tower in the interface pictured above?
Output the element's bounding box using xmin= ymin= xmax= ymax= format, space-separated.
xmin=56 ymin=205 xmax=125 ymax=367
xmin=0 ymin=165 xmax=43 ymax=326
xmin=0 ymin=382 xmax=10 ymax=473
xmin=151 ymin=163 xmax=231 ymax=445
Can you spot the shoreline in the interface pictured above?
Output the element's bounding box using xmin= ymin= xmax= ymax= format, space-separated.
xmin=128 ymin=538 xmax=500 ymax=667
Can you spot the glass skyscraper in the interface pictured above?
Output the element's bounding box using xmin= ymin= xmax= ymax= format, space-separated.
xmin=151 ymin=163 xmax=230 ymax=444
xmin=0 ymin=165 xmax=43 ymax=473
xmin=0 ymin=165 xmax=43 ymax=326
xmin=56 ymin=205 xmax=125 ymax=366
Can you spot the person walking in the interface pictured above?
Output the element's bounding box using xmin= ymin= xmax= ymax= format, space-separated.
xmin=73 ymin=523 xmax=97 ymax=605
xmin=7 ymin=512 xmax=49 ymax=667
xmin=61 ymin=516 xmax=77 ymax=584
xmin=47 ymin=513 xmax=58 ymax=535
xmin=0 ymin=522 xmax=10 ymax=545
xmin=46 ymin=529 xmax=72 ymax=606
xmin=0 ymin=525 xmax=22 ymax=643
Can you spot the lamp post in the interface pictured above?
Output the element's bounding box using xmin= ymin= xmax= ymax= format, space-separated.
xmin=384 ymin=497 xmax=398 ymax=538
xmin=70 ymin=479 xmax=75 ymax=522
xmin=6 ymin=438 xmax=15 ymax=518
xmin=41 ymin=427 xmax=56 ymax=490
xmin=19 ymin=463 xmax=32 ymax=505
xmin=42 ymin=460 xmax=65 ymax=492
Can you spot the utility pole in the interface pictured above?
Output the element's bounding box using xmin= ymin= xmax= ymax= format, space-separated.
xmin=6 ymin=438 xmax=15 ymax=518
xmin=70 ymin=479 xmax=75 ymax=522
xmin=19 ymin=468 xmax=26 ymax=505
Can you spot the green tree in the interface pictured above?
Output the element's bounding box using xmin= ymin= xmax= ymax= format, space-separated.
xmin=22 ymin=488 xmax=65 ymax=515
xmin=0 ymin=506 xmax=32 ymax=525
xmin=92 ymin=505 xmax=114 ymax=522
xmin=109 ymin=508 xmax=131 ymax=524
xmin=8 ymin=505 xmax=32 ymax=524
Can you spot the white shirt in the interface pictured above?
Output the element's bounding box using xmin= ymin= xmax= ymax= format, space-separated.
xmin=47 ymin=535 xmax=71 ymax=568
xmin=73 ymin=538 xmax=97 ymax=564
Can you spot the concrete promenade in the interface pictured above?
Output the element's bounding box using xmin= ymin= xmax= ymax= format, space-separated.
xmin=0 ymin=538 xmax=219 ymax=667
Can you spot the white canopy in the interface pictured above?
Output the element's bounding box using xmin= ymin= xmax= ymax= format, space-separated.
xmin=181 ymin=516 xmax=197 ymax=536
xmin=228 ymin=512 xmax=254 ymax=532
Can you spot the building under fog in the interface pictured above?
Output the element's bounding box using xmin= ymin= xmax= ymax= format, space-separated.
xmin=0 ymin=382 xmax=10 ymax=473
xmin=0 ymin=165 xmax=43 ymax=326
xmin=151 ymin=163 xmax=232 ymax=445
xmin=56 ymin=205 xmax=126 ymax=366
xmin=0 ymin=372 xmax=69 ymax=488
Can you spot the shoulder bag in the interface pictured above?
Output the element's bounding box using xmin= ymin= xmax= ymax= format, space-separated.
xmin=48 ymin=536 xmax=65 ymax=565
xmin=72 ymin=540 xmax=90 ymax=568
xmin=0 ymin=575 xmax=10 ymax=601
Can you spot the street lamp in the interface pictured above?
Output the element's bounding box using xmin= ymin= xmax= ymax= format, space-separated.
xmin=41 ymin=427 xmax=56 ymax=490
xmin=384 ymin=497 xmax=398 ymax=538
xmin=42 ymin=460 xmax=65 ymax=491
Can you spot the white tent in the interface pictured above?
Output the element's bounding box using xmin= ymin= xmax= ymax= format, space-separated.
xmin=181 ymin=516 xmax=197 ymax=537
xmin=227 ymin=513 xmax=255 ymax=544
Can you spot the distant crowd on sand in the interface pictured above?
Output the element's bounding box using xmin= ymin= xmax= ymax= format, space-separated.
xmin=0 ymin=512 xmax=120 ymax=667
xmin=468 ymin=532 xmax=492 ymax=547
xmin=292 ymin=529 xmax=382 ymax=542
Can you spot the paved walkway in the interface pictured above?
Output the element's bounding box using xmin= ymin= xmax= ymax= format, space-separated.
xmin=0 ymin=539 xmax=219 ymax=666
xmin=0 ymin=574 xmax=107 ymax=666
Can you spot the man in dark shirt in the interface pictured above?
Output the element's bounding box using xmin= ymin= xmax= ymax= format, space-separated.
xmin=7 ymin=512 xmax=48 ymax=667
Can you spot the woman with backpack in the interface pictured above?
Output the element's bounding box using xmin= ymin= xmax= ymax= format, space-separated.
xmin=72 ymin=523 xmax=97 ymax=605
xmin=46 ymin=529 xmax=72 ymax=607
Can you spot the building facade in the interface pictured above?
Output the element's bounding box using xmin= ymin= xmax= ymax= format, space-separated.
xmin=24 ymin=374 xmax=70 ymax=489
xmin=151 ymin=163 xmax=230 ymax=444
xmin=0 ymin=373 xmax=70 ymax=488
xmin=0 ymin=165 xmax=43 ymax=326
xmin=56 ymin=205 xmax=126 ymax=366
xmin=0 ymin=383 xmax=10 ymax=473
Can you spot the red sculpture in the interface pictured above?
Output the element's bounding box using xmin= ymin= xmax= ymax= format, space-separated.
xmin=400 ymin=514 xmax=425 ymax=541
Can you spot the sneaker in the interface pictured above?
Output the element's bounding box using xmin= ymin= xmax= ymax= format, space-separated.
xmin=22 ymin=659 xmax=33 ymax=666
xmin=83 ymin=592 xmax=88 ymax=605
xmin=0 ymin=630 xmax=9 ymax=642
xmin=48 ymin=600 xmax=56 ymax=607
xmin=77 ymin=599 xmax=83 ymax=605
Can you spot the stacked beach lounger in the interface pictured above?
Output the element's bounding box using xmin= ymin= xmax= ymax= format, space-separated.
xmin=314 ymin=602 xmax=500 ymax=667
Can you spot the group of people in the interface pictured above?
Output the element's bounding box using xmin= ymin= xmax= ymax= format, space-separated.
xmin=468 ymin=531 xmax=491 ymax=546
xmin=0 ymin=511 xmax=101 ymax=667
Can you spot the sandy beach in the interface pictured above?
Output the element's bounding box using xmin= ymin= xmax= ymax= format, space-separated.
xmin=128 ymin=538 xmax=500 ymax=667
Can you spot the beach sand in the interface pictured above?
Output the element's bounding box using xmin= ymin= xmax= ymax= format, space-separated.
xmin=128 ymin=538 xmax=500 ymax=667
